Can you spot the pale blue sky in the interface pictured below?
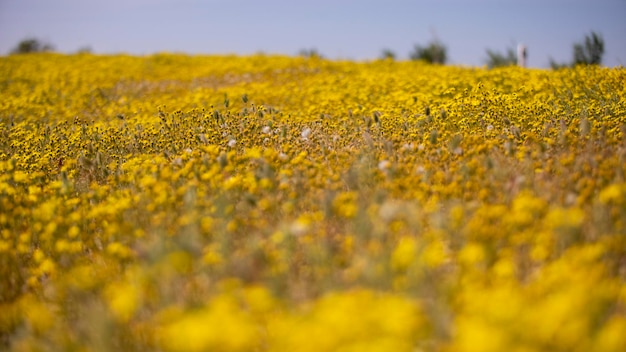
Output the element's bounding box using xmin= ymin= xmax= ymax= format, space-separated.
xmin=1 ymin=0 xmax=624 ymax=67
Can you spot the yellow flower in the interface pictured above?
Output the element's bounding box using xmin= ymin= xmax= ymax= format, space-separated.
xmin=390 ymin=236 xmax=418 ymax=273
xmin=420 ymin=238 xmax=448 ymax=268
xmin=593 ymin=316 xmax=626 ymax=352
xmin=12 ymin=170 xmax=28 ymax=183
xmin=158 ymin=295 xmax=259 ymax=352
xmin=332 ymin=191 xmax=358 ymax=218
xmin=544 ymin=207 xmax=585 ymax=230
xmin=105 ymin=242 xmax=134 ymax=260
xmin=19 ymin=294 xmax=55 ymax=334
xmin=269 ymin=290 xmax=426 ymax=352
xmin=599 ymin=183 xmax=626 ymax=205
xmin=104 ymin=281 xmax=141 ymax=323
xmin=458 ymin=241 xmax=486 ymax=267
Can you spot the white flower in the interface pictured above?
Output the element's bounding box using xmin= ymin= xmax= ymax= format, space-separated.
xmin=227 ymin=139 xmax=236 ymax=147
xmin=290 ymin=219 xmax=309 ymax=236
xmin=301 ymin=127 xmax=312 ymax=140
xmin=261 ymin=126 xmax=272 ymax=134
xmin=378 ymin=160 xmax=391 ymax=171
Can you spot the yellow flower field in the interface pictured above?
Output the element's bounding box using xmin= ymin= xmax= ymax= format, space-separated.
xmin=1 ymin=53 xmax=625 ymax=351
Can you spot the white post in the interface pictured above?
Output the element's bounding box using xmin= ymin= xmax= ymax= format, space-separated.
xmin=517 ymin=44 xmax=527 ymax=67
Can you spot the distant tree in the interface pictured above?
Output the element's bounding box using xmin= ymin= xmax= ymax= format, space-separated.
xmin=10 ymin=38 xmax=55 ymax=54
xmin=76 ymin=46 xmax=93 ymax=54
xmin=380 ymin=48 xmax=396 ymax=60
xmin=409 ymin=39 xmax=447 ymax=64
xmin=549 ymin=31 xmax=604 ymax=69
xmin=549 ymin=58 xmax=570 ymax=70
xmin=573 ymin=31 xmax=604 ymax=65
xmin=298 ymin=48 xmax=323 ymax=59
xmin=484 ymin=47 xmax=517 ymax=68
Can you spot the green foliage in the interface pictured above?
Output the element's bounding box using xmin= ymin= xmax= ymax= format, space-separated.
xmin=76 ymin=46 xmax=93 ymax=54
xmin=380 ymin=48 xmax=396 ymax=60
xmin=550 ymin=31 xmax=605 ymax=69
xmin=409 ymin=40 xmax=447 ymax=64
xmin=573 ymin=31 xmax=604 ymax=65
xmin=485 ymin=47 xmax=517 ymax=68
xmin=10 ymin=38 xmax=55 ymax=54
xmin=549 ymin=58 xmax=570 ymax=70
xmin=298 ymin=48 xmax=324 ymax=59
